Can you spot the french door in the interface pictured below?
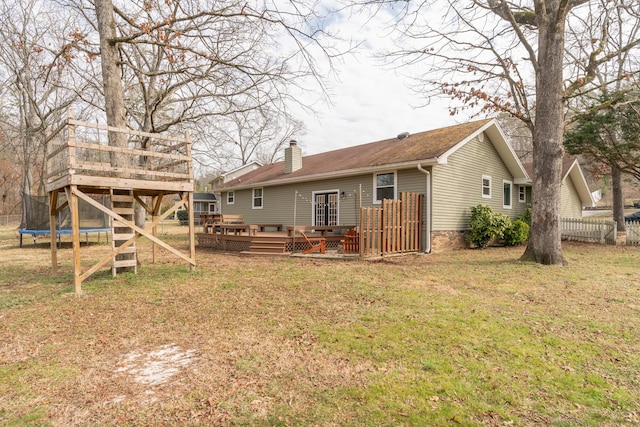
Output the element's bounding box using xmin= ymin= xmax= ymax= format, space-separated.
xmin=314 ymin=192 xmax=338 ymax=226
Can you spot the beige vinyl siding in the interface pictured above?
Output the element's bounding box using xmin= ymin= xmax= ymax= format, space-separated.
xmin=432 ymin=134 xmax=519 ymax=231
xmin=512 ymin=185 xmax=531 ymax=218
xmin=561 ymin=177 xmax=583 ymax=218
xmin=219 ymin=168 xmax=429 ymax=227
xmin=220 ymin=175 xmax=374 ymax=226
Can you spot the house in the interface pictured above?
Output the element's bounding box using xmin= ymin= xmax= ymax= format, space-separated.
xmin=210 ymin=161 xmax=263 ymax=187
xmin=214 ymin=119 xmax=534 ymax=252
xmin=523 ymin=157 xmax=594 ymax=219
xmin=175 ymin=192 xmax=218 ymax=224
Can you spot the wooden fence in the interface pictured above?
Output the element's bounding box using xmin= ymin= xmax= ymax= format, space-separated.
xmin=627 ymin=221 xmax=640 ymax=246
xmin=560 ymin=218 xmax=617 ymax=245
xmin=359 ymin=192 xmax=423 ymax=257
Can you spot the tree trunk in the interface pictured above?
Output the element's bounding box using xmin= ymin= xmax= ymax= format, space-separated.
xmin=611 ymin=164 xmax=626 ymax=232
xmin=94 ymin=0 xmax=128 ymax=160
xmin=521 ymin=10 xmax=567 ymax=265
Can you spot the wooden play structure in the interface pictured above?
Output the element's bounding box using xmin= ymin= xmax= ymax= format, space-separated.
xmin=45 ymin=111 xmax=195 ymax=294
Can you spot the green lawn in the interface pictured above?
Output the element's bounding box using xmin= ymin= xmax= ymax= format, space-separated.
xmin=1 ymin=232 xmax=639 ymax=426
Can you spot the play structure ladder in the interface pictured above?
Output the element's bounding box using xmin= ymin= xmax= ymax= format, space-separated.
xmin=111 ymin=189 xmax=137 ymax=275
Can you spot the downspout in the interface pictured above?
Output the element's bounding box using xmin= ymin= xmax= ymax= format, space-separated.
xmin=417 ymin=164 xmax=431 ymax=253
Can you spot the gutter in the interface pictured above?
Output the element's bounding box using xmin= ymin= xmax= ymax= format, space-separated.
xmin=417 ymin=164 xmax=431 ymax=253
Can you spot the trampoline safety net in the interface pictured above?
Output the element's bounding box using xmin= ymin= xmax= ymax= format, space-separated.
xmin=20 ymin=193 xmax=110 ymax=231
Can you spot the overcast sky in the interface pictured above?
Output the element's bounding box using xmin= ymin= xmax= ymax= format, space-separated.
xmin=290 ymin=2 xmax=473 ymax=156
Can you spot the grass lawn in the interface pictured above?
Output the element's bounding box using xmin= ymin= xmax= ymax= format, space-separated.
xmin=1 ymin=224 xmax=639 ymax=426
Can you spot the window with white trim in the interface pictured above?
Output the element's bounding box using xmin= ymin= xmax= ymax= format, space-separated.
xmin=252 ymin=188 xmax=263 ymax=209
xmin=482 ymin=175 xmax=492 ymax=198
xmin=503 ymin=180 xmax=512 ymax=209
xmin=227 ymin=191 xmax=234 ymax=205
xmin=374 ymin=172 xmax=396 ymax=203
xmin=518 ymin=186 xmax=526 ymax=203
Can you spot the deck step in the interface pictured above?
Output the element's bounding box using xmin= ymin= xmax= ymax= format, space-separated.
xmin=249 ymin=240 xmax=287 ymax=254
xmin=240 ymin=251 xmax=291 ymax=257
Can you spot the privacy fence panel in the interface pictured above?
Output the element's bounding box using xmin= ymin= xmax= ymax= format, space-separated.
xmin=359 ymin=192 xmax=423 ymax=257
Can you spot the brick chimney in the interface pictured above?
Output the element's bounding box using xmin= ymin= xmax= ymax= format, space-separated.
xmin=284 ymin=140 xmax=302 ymax=174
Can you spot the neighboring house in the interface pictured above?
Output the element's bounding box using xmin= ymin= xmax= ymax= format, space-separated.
xmin=215 ymin=119 xmax=532 ymax=252
xmin=194 ymin=192 xmax=219 ymax=217
xmin=176 ymin=192 xmax=218 ymax=224
xmin=210 ymin=161 xmax=263 ymax=188
xmin=523 ymin=157 xmax=594 ymax=219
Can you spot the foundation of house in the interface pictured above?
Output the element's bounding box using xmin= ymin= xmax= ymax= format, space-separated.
xmin=430 ymin=230 xmax=469 ymax=252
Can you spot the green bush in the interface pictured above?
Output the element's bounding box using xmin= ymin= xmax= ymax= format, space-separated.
xmin=518 ymin=206 xmax=531 ymax=225
xmin=468 ymin=204 xmax=510 ymax=248
xmin=503 ymin=219 xmax=530 ymax=246
xmin=176 ymin=209 xmax=188 ymax=225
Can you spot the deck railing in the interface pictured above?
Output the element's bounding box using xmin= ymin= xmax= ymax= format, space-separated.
xmin=46 ymin=112 xmax=193 ymax=192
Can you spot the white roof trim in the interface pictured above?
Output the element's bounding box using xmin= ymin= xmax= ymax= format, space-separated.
xmin=221 ymin=161 xmax=263 ymax=177
xmin=563 ymin=158 xmax=595 ymax=207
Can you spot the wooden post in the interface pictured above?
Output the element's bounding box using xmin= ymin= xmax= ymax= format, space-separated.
xmin=66 ymin=186 xmax=82 ymax=294
xmin=187 ymin=191 xmax=195 ymax=271
xmin=185 ymin=131 xmax=196 ymax=271
xmin=152 ymin=195 xmax=159 ymax=264
xmin=293 ymin=191 xmax=298 ymax=250
xmin=67 ymin=109 xmax=76 ymax=175
xmin=49 ymin=190 xmax=58 ymax=275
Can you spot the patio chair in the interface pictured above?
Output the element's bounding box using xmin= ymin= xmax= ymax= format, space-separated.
xmin=300 ymin=231 xmax=326 ymax=254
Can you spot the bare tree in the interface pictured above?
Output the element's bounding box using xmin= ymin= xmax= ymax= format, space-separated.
xmin=60 ymin=0 xmax=340 ymax=226
xmin=93 ymin=0 xmax=129 ymax=154
xmin=497 ymin=114 xmax=532 ymax=162
xmin=563 ymin=5 xmax=640 ymax=232
xmin=364 ymin=0 xmax=640 ymax=265
xmin=194 ymin=107 xmax=306 ymax=172
xmin=67 ymin=0 xmax=339 ymax=150
xmin=0 ymin=0 xmax=79 ymax=224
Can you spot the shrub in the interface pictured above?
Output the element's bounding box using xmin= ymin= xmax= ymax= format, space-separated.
xmin=518 ymin=206 xmax=532 ymax=225
xmin=468 ymin=204 xmax=510 ymax=248
xmin=503 ymin=219 xmax=530 ymax=246
xmin=176 ymin=209 xmax=189 ymax=225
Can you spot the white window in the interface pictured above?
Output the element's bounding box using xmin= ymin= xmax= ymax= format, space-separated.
xmin=482 ymin=175 xmax=492 ymax=198
xmin=227 ymin=191 xmax=234 ymax=205
xmin=252 ymin=188 xmax=263 ymax=209
xmin=503 ymin=180 xmax=512 ymax=209
xmin=518 ymin=186 xmax=526 ymax=203
xmin=374 ymin=172 xmax=396 ymax=204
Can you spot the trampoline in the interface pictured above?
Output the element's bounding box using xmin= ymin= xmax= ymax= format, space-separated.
xmin=18 ymin=227 xmax=111 ymax=248
xmin=19 ymin=193 xmax=111 ymax=248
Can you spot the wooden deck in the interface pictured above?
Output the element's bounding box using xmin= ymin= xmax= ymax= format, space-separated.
xmin=197 ymin=227 xmax=355 ymax=255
